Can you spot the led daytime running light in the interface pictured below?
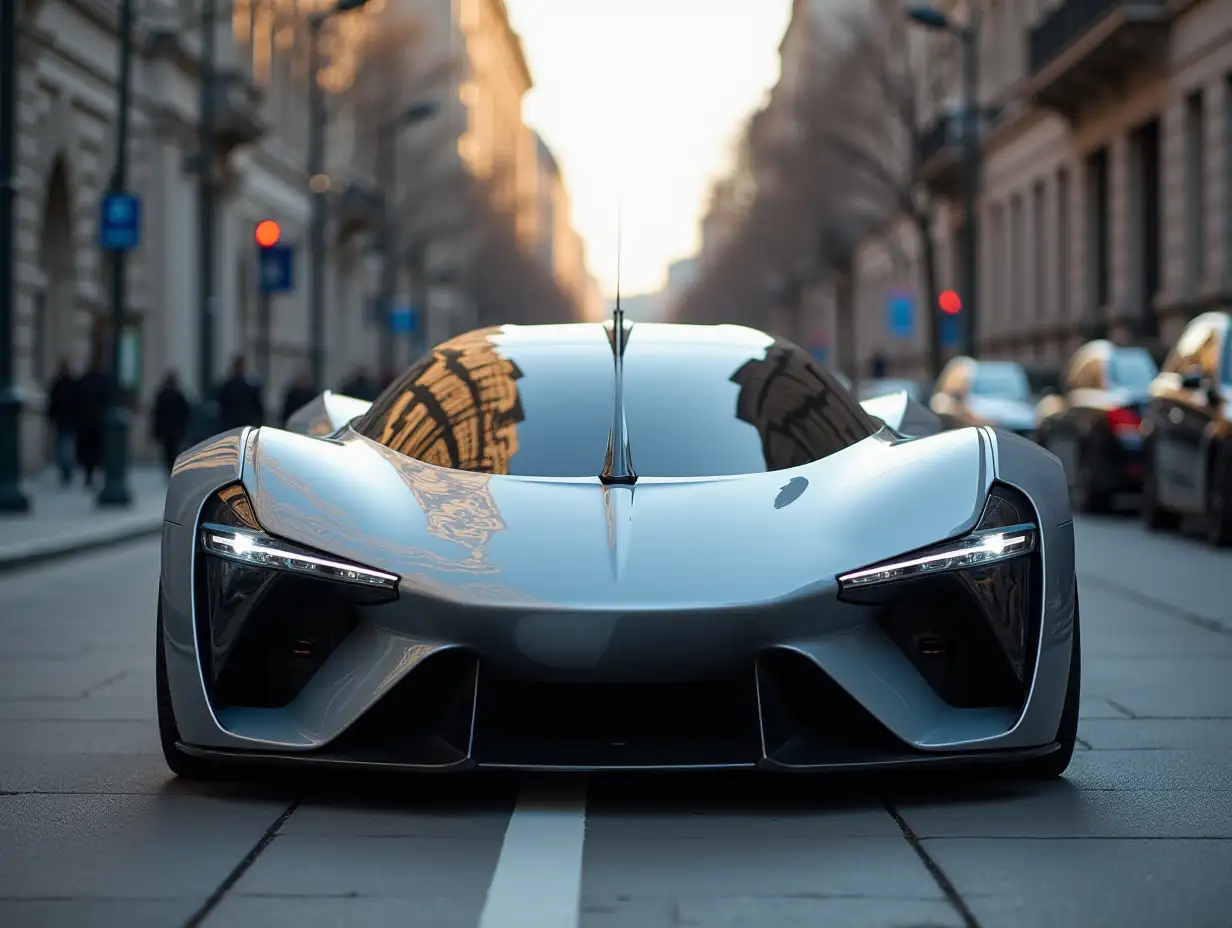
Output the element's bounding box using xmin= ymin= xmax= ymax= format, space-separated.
xmin=838 ymin=524 xmax=1036 ymax=589
xmin=200 ymin=523 xmax=399 ymax=590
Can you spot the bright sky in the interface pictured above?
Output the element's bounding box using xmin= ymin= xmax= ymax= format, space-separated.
xmin=505 ymin=1 xmax=793 ymax=298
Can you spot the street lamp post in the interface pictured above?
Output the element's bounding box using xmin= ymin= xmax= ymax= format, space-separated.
xmin=98 ymin=0 xmax=136 ymax=507
xmin=907 ymin=4 xmax=982 ymax=359
xmin=0 ymin=0 xmax=30 ymax=511
xmin=195 ymin=0 xmax=218 ymax=440
xmin=307 ymin=0 xmax=370 ymax=394
xmin=376 ymin=101 xmax=438 ymax=372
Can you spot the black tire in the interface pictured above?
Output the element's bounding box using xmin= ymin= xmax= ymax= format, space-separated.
xmin=1205 ymin=446 xmax=1232 ymax=547
xmin=1008 ymin=585 xmax=1082 ymax=780
xmin=1141 ymin=441 xmax=1180 ymax=531
xmin=156 ymin=598 xmax=221 ymax=781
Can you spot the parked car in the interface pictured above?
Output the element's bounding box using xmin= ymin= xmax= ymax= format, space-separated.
xmin=1140 ymin=311 xmax=1232 ymax=545
xmin=855 ymin=378 xmax=927 ymax=403
xmin=1022 ymin=362 xmax=1063 ymax=401
xmin=1035 ymin=340 xmax=1157 ymax=512
xmin=929 ymin=357 xmax=1037 ymax=439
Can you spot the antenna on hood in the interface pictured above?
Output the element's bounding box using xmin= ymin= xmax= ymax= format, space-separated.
xmin=601 ymin=200 xmax=636 ymax=486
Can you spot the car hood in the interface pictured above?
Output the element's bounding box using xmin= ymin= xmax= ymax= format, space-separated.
xmin=967 ymin=396 xmax=1037 ymax=430
xmin=243 ymin=425 xmax=992 ymax=610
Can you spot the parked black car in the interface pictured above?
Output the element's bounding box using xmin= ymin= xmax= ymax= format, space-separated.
xmin=1035 ymin=340 xmax=1157 ymax=512
xmin=1141 ymin=311 xmax=1232 ymax=546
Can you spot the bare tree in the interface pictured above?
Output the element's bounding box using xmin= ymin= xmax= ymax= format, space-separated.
xmin=463 ymin=164 xmax=579 ymax=326
xmin=677 ymin=0 xmax=954 ymax=377
xmin=798 ymin=0 xmax=955 ymax=376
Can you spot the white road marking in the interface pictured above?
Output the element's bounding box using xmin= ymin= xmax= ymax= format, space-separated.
xmin=478 ymin=777 xmax=589 ymax=928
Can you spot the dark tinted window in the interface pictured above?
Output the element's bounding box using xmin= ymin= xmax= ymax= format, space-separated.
xmin=1108 ymin=349 xmax=1157 ymax=388
xmin=352 ymin=324 xmax=879 ymax=478
xmin=353 ymin=326 xmax=613 ymax=477
xmin=622 ymin=328 xmax=879 ymax=477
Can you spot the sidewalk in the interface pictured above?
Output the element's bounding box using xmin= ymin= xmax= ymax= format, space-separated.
xmin=0 ymin=466 xmax=168 ymax=572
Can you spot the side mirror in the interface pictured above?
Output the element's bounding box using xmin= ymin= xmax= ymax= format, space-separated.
xmin=1179 ymin=369 xmax=1204 ymax=390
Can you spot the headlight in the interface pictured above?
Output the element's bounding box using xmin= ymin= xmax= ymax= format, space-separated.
xmin=837 ymin=525 xmax=1036 ymax=589
xmin=838 ymin=485 xmax=1037 ymax=590
xmin=200 ymin=524 xmax=399 ymax=590
xmin=194 ymin=484 xmax=397 ymax=710
xmin=837 ymin=485 xmax=1042 ymax=706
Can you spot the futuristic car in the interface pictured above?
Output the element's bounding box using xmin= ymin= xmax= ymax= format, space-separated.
xmin=156 ymin=316 xmax=1081 ymax=781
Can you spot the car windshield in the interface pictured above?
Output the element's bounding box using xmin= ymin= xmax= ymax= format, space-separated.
xmin=352 ymin=325 xmax=881 ymax=478
xmin=971 ymin=364 xmax=1030 ymax=401
xmin=1108 ymin=349 xmax=1157 ymax=388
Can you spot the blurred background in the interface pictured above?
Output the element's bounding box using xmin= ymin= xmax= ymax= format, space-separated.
xmin=2 ymin=0 xmax=1231 ymax=483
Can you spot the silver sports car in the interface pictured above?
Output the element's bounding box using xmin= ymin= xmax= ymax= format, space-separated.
xmin=156 ymin=316 xmax=1080 ymax=780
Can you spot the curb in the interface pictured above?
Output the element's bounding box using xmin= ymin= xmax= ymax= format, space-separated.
xmin=0 ymin=518 xmax=163 ymax=575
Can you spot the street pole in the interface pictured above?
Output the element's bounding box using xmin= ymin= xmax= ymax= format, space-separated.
xmin=258 ymin=288 xmax=271 ymax=389
xmin=98 ymin=0 xmax=135 ymax=507
xmin=959 ymin=21 xmax=980 ymax=359
xmin=0 ymin=0 xmax=30 ymax=511
xmin=307 ymin=17 xmax=327 ymax=393
xmin=196 ymin=0 xmax=218 ymax=438
xmin=377 ymin=123 xmax=396 ymax=373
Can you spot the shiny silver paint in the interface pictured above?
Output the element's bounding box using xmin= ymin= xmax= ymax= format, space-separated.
xmin=159 ymin=330 xmax=1076 ymax=769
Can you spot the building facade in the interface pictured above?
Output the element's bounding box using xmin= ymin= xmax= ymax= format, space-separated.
xmin=10 ymin=0 xmax=591 ymax=475
xmin=11 ymin=0 xmax=400 ymax=474
xmin=531 ymin=132 xmax=590 ymax=314
xmin=850 ymin=0 xmax=1232 ymax=377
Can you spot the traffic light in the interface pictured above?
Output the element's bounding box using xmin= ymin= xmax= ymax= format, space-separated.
xmin=939 ymin=289 xmax=962 ymax=315
xmin=255 ymin=219 xmax=281 ymax=248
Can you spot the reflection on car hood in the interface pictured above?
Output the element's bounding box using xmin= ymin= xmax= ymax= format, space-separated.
xmin=967 ymin=396 xmax=1036 ymax=430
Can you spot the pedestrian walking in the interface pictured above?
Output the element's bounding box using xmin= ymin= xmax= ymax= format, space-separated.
xmin=46 ymin=358 xmax=80 ymax=486
xmin=75 ymin=359 xmax=109 ymax=488
xmin=151 ymin=370 xmax=192 ymax=473
xmin=280 ymin=369 xmax=317 ymax=427
xmin=216 ymin=355 xmax=265 ymax=432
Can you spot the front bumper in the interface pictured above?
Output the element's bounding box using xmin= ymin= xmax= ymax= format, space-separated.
xmin=159 ymin=426 xmax=1077 ymax=773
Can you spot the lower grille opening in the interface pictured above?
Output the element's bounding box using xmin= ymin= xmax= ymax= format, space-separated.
xmin=209 ymin=573 xmax=360 ymax=710
xmin=321 ymin=649 xmax=478 ymax=767
xmin=875 ymin=572 xmax=1028 ymax=710
xmin=471 ymin=671 xmax=762 ymax=768
xmin=756 ymin=648 xmax=908 ymax=767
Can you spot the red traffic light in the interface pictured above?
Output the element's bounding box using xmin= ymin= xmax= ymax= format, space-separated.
xmin=255 ymin=219 xmax=281 ymax=248
xmin=939 ymin=289 xmax=962 ymax=315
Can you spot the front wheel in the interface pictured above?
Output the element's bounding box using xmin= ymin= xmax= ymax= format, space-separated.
xmin=1007 ymin=585 xmax=1081 ymax=780
xmin=156 ymin=597 xmax=221 ymax=781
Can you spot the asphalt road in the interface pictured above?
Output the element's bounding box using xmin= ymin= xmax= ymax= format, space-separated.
xmin=1 ymin=516 xmax=1230 ymax=928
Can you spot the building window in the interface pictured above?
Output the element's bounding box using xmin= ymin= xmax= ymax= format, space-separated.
xmin=1184 ymin=89 xmax=1206 ymax=290
xmin=1085 ymin=147 xmax=1109 ymax=320
xmin=1010 ymin=193 xmax=1024 ymax=326
xmin=1057 ymin=166 xmax=1070 ymax=321
xmin=1131 ymin=118 xmax=1161 ymax=337
xmin=1032 ymin=180 xmax=1046 ymax=321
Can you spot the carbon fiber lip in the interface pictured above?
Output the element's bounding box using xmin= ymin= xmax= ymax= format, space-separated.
xmin=175 ymin=741 xmax=1059 ymax=774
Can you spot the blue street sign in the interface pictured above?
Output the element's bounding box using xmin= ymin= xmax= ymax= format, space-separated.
xmin=258 ymin=244 xmax=294 ymax=293
xmin=390 ymin=306 xmax=418 ymax=334
xmin=886 ymin=290 xmax=914 ymax=339
xmin=940 ymin=311 xmax=960 ymax=347
xmin=99 ymin=193 xmax=141 ymax=251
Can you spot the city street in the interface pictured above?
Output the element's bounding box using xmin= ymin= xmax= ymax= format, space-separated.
xmin=0 ymin=513 xmax=1230 ymax=928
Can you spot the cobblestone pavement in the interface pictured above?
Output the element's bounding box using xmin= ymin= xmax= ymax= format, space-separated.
xmin=0 ymin=514 xmax=1229 ymax=928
